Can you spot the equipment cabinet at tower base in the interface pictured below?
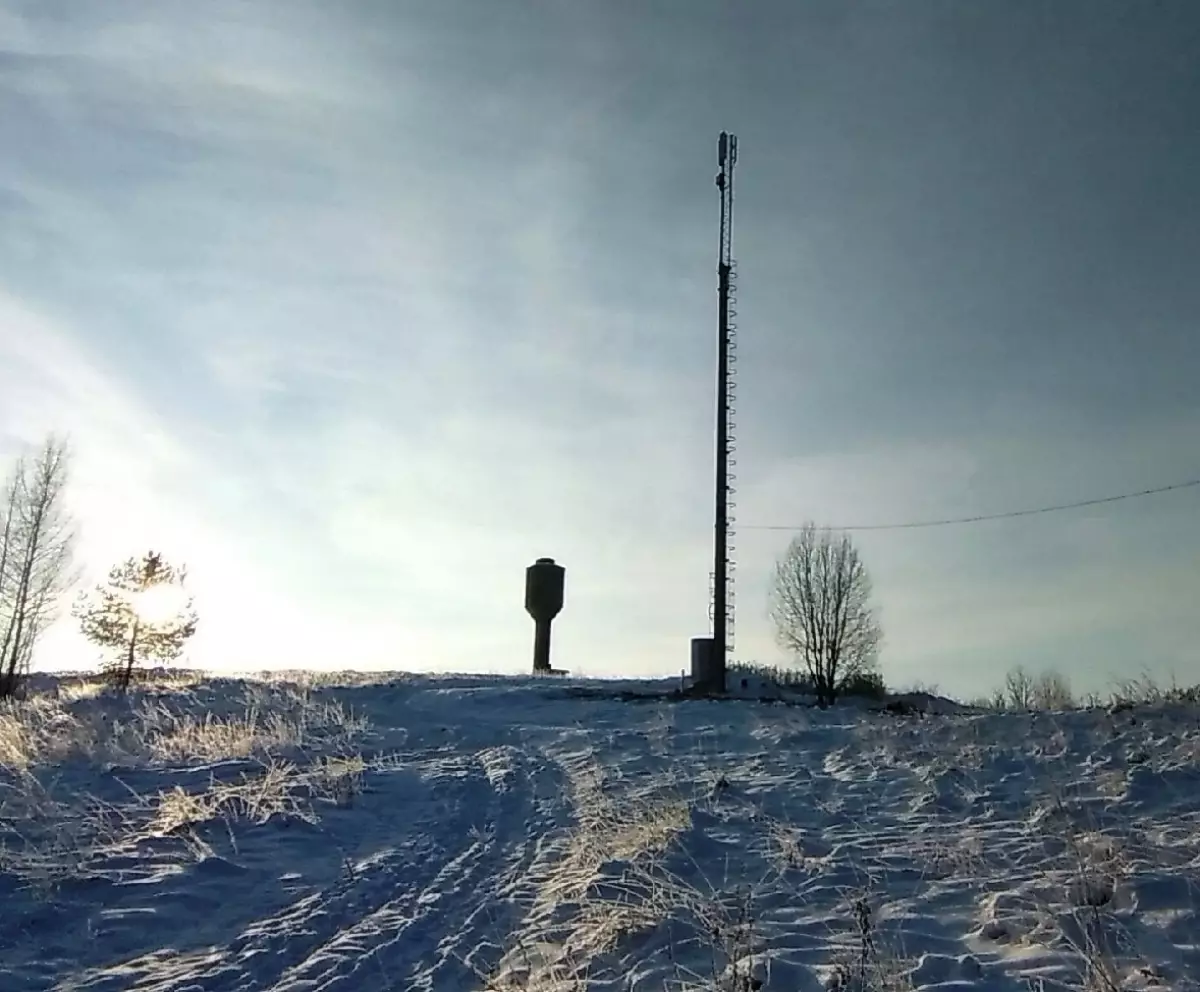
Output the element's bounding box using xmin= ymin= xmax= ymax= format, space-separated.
xmin=689 ymin=636 xmax=723 ymax=694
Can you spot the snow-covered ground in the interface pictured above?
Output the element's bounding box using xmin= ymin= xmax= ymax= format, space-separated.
xmin=2 ymin=672 xmax=1198 ymax=991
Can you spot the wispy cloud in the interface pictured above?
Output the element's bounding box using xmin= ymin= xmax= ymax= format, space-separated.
xmin=0 ymin=2 xmax=714 ymax=675
xmin=2 ymin=1 xmax=1197 ymax=690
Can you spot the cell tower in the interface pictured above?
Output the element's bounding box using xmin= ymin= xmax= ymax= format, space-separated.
xmin=711 ymin=131 xmax=738 ymax=690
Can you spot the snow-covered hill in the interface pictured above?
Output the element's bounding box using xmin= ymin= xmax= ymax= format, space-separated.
xmin=2 ymin=673 xmax=1197 ymax=991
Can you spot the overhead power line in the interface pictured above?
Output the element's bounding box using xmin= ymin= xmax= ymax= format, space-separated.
xmin=742 ymin=477 xmax=1200 ymax=533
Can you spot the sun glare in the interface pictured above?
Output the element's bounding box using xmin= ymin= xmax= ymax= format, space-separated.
xmin=134 ymin=584 xmax=187 ymax=626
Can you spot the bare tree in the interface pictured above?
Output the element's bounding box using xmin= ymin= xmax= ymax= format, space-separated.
xmin=998 ymin=666 xmax=1075 ymax=711
xmin=74 ymin=551 xmax=198 ymax=691
xmin=1004 ymin=666 xmax=1035 ymax=711
xmin=769 ymin=522 xmax=882 ymax=706
xmin=1031 ymin=670 xmax=1075 ymax=710
xmin=0 ymin=436 xmax=77 ymax=698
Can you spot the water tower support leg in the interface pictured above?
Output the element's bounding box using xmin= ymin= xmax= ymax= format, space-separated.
xmin=533 ymin=620 xmax=553 ymax=672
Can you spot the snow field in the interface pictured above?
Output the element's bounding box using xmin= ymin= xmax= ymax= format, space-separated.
xmin=1 ymin=673 xmax=1198 ymax=991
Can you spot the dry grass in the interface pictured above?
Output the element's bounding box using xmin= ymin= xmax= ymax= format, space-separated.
xmin=1107 ymin=673 xmax=1200 ymax=708
xmin=6 ymin=670 xmax=1197 ymax=990
xmin=0 ymin=693 xmax=96 ymax=772
xmin=483 ymin=757 xmax=693 ymax=989
xmin=141 ymin=695 xmax=368 ymax=763
xmin=505 ymin=704 xmax=1199 ymax=991
xmin=0 ymin=675 xmax=374 ymax=893
xmin=0 ymin=679 xmax=369 ymax=776
xmin=541 ymin=757 xmax=691 ymax=909
xmin=53 ymin=668 xmax=207 ymax=699
xmin=148 ymin=760 xmax=321 ymax=836
xmin=971 ymin=668 xmax=1200 ymax=713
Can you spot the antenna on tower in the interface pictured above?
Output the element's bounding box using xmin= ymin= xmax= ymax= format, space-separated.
xmin=710 ymin=131 xmax=738 ymax=692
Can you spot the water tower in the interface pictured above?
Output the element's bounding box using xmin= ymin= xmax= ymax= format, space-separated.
xmin=525 ymin=557 xmax=565 ymax=674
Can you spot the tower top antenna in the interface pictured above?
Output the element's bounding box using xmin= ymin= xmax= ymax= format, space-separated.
xmin=718 ymin=132 xmax=738 ymax=168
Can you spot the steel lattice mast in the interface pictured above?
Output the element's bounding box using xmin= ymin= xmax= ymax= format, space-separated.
xmin=711 ymin=131 xmax=738 ymax=691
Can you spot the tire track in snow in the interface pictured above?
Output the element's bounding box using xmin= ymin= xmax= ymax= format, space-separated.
xmin=67 ymin=742 xmax=571 ymax=992
xmin=264 ymin=744 xmax=567 ymax=992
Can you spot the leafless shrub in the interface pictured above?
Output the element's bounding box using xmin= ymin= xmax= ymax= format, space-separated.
xmin=1110 ymin=672 xmax=1200 ymax=708
xmin=824 ymin=894 xmax=914 ymax=992
xmin=965 ymin=688 xmax=1008 ymax=711
xmin=983 ymin=668 xmax=1200 ymax=715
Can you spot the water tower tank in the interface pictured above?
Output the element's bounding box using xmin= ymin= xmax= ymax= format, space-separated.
xmin=525 ymin=557 xmax=565 ymax=622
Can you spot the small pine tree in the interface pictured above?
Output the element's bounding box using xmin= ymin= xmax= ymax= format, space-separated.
xmin=73 ymin=551 xmax=198 ymax=690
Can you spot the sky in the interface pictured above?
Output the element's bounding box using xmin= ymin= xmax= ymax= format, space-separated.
xmin=1 ymin=0 xmax=1197 ymax=697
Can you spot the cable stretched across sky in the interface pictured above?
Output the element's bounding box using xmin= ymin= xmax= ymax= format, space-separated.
xmin=742 ymin=477 xmax=1200 ymax=533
